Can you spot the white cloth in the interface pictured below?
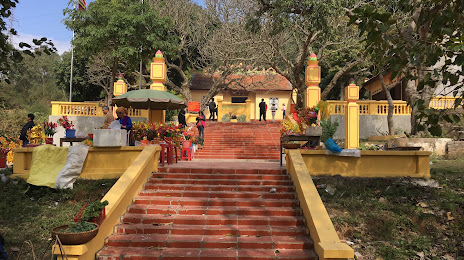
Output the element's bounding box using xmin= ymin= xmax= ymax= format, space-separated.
xmin=108 ymin=120 xmax=121 ymax=129
xmin=326 ymin=149 xmax=361 ymax=157
xmin=55 ymin=145 xmax=89 ymax=189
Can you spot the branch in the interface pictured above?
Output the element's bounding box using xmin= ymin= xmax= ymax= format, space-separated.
xmin=321 ymin=59 xmax=362 ymax=100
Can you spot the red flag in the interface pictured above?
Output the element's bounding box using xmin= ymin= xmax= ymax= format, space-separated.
xmin=78 ymin=0 xmax=86 ymax=11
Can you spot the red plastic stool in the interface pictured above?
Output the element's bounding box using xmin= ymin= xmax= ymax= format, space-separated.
xmin=159 ymin=143 xmax=170 ymax=166
xmin=181 ymin=148 xmax=191 ymax=161
xmin=168 ymin=143 xmax=178 ymax=164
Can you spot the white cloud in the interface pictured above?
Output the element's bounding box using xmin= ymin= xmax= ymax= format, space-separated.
xmin=10 ymin=33 xmax=71 ymax=55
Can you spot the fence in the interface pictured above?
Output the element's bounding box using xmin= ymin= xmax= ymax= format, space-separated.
xmin=327 ymin=97 xmax=457 ymax=115
xmin=51 ymin=102 xmax=148 ymax=119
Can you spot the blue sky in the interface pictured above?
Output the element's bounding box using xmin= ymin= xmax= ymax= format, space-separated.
xmin=11 ymin=0 xmax=204 ymax=54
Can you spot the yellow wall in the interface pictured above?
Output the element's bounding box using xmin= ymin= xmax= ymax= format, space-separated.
xmin=12 ymin=146 xmax=159 ymax=180
xmin=190 ymin=90 xmax=291 ymax=120
xmin=300 ymin=150 xmax=431 ymax=178
xmin=286 ymin=149 xmax=354 ymax=260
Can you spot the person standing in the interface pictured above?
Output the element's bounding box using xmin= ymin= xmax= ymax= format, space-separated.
xmin=102 ymin=106 xmax=114 ymax=124
xmin=19 ymin=113 xmax=35 ymax=147
xmin=259 ymin=99 xmax=267 ymax=121
xmin=116 ymin=107 xmax=134 ymax=146
xmin=208 ymin=98 xmax=217 ymax=121
xmin=178 ymin=107 xmax=186 ymax=128
xmin=0 ymin=233 xmax=7 ymax=260
xmin=282 ymin=104 xmax=286 ymax=118
xmin=196 ymin=111 xmax=206 ymax=144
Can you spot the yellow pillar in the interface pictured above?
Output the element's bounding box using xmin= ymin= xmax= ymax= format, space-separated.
xmin=217 ymin=98 xmax=223 ymax=122
xmin=245 ymin=99 xmax=251 ymax=121
xmin=305 ymin=53 xmax=321 ymax=108
xmin=344 ymin=79 xmax=359 ymax=149
xmin=150 ymin=50 xmax=167 ymax=91
xmin=113 ymin=74 xmax=127 ymax=97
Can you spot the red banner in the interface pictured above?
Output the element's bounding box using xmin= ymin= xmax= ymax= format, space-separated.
xmin=188 ymin=101 xmax=200 ymax=112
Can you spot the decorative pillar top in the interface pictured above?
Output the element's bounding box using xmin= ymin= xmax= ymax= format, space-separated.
xmin=118 ymin=73 xmax=124 ymax=80
xmin=153 ymin=50 xmax=165 ymax=62
xmin=307 ymin=53 xmax=318 ymax=66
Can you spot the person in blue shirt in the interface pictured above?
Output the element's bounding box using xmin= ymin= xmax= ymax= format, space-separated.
xmin=0 ymin=233 xmax=8 ymax=260
xmin=116 ymin=107 xmax=134 ymax=146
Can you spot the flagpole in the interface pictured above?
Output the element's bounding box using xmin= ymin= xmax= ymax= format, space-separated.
xmin=69 ymin=29 xmax=74 ymax=102
xmin=139 ymin=0 xmax=143 ymax=90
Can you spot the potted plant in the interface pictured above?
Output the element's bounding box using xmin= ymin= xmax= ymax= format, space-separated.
xmin=51 ymin=200 xmax=108 ymax=245
xmin=57 ymin=116 xmax=75 ymax=138
xmin=43 ymin=122 xmax=58 ymax=144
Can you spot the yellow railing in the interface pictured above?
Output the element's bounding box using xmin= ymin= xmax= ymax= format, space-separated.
xmin=51 ymin=102 xmax=149 ymax=119
xmin=327 ymin=97 xmax=457 ymax=115
xmin=428 ymin=96 xmax=459 ymax=109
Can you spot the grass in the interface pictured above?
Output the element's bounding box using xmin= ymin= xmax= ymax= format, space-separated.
xmin=313 ymin=157 xmax=464 ymax=260
xmin=0 ymin=167 xmax=117 ymax=259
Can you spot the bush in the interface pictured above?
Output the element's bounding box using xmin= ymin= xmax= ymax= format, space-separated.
xmin=237 ymin=114 xmax=247 ymax=122
xmin=222 ymin=114 xmax=230 ymax=122
xmin=321 ymin=119 xmax=339 ymax=142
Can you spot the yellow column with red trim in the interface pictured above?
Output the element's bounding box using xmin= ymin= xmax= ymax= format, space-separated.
xmin=305 ymin=53 xmax=321 ymax=108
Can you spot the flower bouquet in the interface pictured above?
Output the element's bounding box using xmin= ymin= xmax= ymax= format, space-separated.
xmin=58 ymin=116 xmax=74 ymax=130
xmin=44 ymin=122 xmax=58 ymax=136
xmin=58 ymin=116 xmax=76 ymax=138
xmin=0 ymin=136 xmax=20 ymax=163
xmin=27 ymin=125 xmax=44 ymax=144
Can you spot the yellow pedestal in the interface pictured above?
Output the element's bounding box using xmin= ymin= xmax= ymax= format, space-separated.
xmin=150 ymin=82 xmax=166 ymax=92
xmin=344 ymin=101 xmax=359 ymax=149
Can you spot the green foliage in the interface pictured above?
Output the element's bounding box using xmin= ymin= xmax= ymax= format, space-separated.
xmin=320 ymin=119 xmax=338 ymax=142
xmin=81 ymin=200 xmax=108 ymax=222
xmin=64 ymin=221 xmax=98 ymax=233
xmin=54 ymin=51 xmax=102 ymax=102
xmin=351 ymin=0 xmax=464 ymax=134
xmin=64 ymin=0 xmax=177 ymax=74
xmin=0 ymin=0 xmax=56 ymax=82
xmin=237 ymin=114 xmax=247 ymax=122
xmin=222 ymin=114 xmax=230 ymax=122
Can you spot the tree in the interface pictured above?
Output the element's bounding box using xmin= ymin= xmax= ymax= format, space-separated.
xmin=147 ymin=0 xmax=210 ymax=102
xmin=348 ymin=0 xmax=464 ymax=135
xmin=54 ymin=51 xmax=102 ymax=102
xmin=64 ymin=0 xmax=177 ymax=105
xmin=0 ymin=0 xmax=56 ymax=82
xmin=246 ymin=0 xmax=368 ymax=108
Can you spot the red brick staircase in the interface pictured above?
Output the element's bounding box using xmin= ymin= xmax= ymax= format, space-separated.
xmin=193 ymin=121 xmax=281 ymax=160
xmin=97 ymin=162 xmax=317 ymax=260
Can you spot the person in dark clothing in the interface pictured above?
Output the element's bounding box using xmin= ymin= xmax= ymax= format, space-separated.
xmin=208 ymin=98 xmax=217 ymax=121
xmin=259 ymin=99 xmax=267 ymax=121
xmin=20 ymin=113 xmax=35 ymax=147
xmin=178 ymin=108 xmax=186 ymax=128
xmin=0 ymin=233 xmax=8 ymax=260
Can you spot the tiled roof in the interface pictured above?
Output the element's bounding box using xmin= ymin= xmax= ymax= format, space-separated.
xmin=190 ymin=73 xmax=292 ymax=91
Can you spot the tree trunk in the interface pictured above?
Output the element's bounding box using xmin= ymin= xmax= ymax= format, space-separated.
xmin=379 ymin=71 xmax=394 ymax=135
xmin=108 ymin=57 xmax=119 ymax=106
xmin=321 ymin=60 xmax=362 ymax=100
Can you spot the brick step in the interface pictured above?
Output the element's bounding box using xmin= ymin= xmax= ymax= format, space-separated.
xmin=127 ymin=205 xmax=301 ymax=217
xmin=133 ymin=196 xmax=298 ymax=207
xmin=158 ymin=168 xmax=285 ymax=175
xmin=152 ymin=173 xmax=289 ymax=180
xmin=193 ymin=156 xmax=280 ymax=160
xmin=147 ymin=178 xmax=291 ymax=186
xmin=141 ymin=184 xmax=294 ymax=192
xmin=97 ymin=247 xmax=317 ymax=260
xmin=137 ymin=190 xmax=295 ymax=200
xmin=122 ymin=213 xmax=305 ymax=226
xmin=105 ymin=234 xmax=313 ymax=250
xmin=115 ymin=224 xmax=307 ymax=237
